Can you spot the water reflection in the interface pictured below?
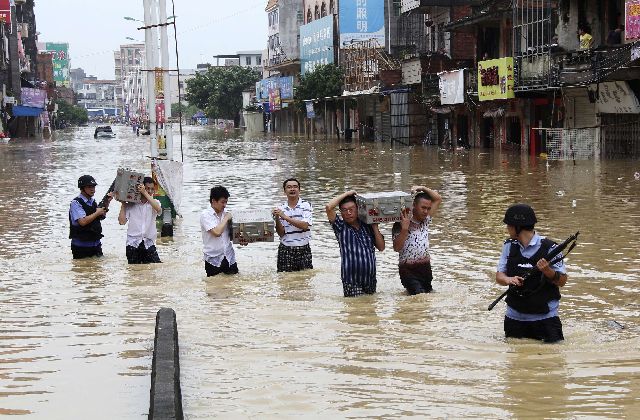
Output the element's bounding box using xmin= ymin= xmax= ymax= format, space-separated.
xmin=0 ymin=127 xmax=639 ymax=418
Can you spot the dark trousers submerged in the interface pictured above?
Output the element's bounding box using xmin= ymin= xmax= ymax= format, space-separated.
xmin=277 ymin=243 xmax=313 ymax=272
xmin=399 ymin=261 xmax=433 ymax=295
xmin=504 ymin=316 xmax=564 ymax=343
xmin=205 ymin=257 xmax=239 ymax=277
xmin=126 ymin=242 xmax=161 ymax=264
xmin=71 ymin=245 xmax=103 ymax=259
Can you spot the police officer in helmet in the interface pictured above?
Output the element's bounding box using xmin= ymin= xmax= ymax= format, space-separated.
xmin=69 ymin=175 xmax=112 ymax=259
xmin=495 ymin=204 xmax=568 ymax=343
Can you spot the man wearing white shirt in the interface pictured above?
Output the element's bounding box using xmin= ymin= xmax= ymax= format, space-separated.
xmin=272 ymin=178 xmax=313 ymax=272
xmin=200 ymin=186 xmax=238 ymax=276
xmin=118 ymin=177 xmax=162 ymax=264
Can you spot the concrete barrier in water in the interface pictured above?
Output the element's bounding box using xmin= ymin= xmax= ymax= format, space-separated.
xmin=149 ymin=308 xmax=183 ymax=420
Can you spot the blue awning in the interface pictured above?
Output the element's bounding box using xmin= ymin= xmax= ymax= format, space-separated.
xmin=12 ymin=105 xmax=44 ymax=117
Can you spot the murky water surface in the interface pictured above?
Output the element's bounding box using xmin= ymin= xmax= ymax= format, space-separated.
xmin=0 ymin=126 xmax=639 ymax=418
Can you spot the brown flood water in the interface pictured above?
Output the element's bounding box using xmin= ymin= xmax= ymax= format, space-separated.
xmin=0 ymin=126 xmax=639 ymax=419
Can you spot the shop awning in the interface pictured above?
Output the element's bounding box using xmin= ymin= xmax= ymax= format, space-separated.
xmin=12 ymin=105 xmax=44 ymax=117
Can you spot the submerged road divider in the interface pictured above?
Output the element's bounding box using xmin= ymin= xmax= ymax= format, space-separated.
xmin=149 ymin=308 xmax=183 ymax=420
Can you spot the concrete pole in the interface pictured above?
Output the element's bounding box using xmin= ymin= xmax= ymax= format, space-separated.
xmin=159 ymin=0 xmax=173 ymax=161
xmin=144 ymin=0 xmax=158 ymax=157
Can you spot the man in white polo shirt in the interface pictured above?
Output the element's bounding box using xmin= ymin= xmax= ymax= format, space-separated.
xmin=200 ymin=185 xmax=238 ymax=276
xmin=272 ymin=178 xmax=313 ymax=272
xmin=117 ymin=177 xmax=162 ymax=264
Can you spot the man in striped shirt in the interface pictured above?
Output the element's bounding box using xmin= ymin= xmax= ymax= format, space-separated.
xmin=326 ymin=190 xmax=385 ymax=297
xmin=272 ymin=178 xmax=313 ymax=272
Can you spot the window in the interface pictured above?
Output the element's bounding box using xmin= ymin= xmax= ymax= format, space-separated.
xmin=245 ymin=56 xmax=252 ymax=66
xmin=330 ymin=0 xmax=335 ymax=14
xmin=321 ymin=2 xmax=326 ymax=17
xmin=307 ymin=9 xmax=312 ymax=23
xmin=315 ymin=5 xmax=320 ymax=20
xmin=257 ymin=56 xmax=262 ymax=65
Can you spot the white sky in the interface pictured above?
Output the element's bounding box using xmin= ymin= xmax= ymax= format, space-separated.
xmin=35 ymin=0 xmax=267 ymax=79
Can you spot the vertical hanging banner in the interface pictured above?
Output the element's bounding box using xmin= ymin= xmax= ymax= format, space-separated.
xmin=339 ymin=0 xmax=386 ymax=47
xmin=269 ymin=88 xmax=282 ymax=111
xmin=626 ymin=0 xmax=640 ymax=40
xmin=154 ymin=68 xmax=166 ymax=157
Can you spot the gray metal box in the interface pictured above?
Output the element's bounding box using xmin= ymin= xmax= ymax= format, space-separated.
xmin=231 ymin=209 xmax=275 ymax=244
xmin=356 ymin=191 xmax=411 ymax=224
xmin=114 ymin=168 xmax=145 ymax=203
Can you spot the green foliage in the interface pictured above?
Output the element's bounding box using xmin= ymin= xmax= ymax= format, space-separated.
xmin=171 ymin=102 xmax=199 ymax=120
xmin=185 ymin=66 xmax=261 ymax=120
xmin=55 ymin=99 xmax=88 ymax=125
xmin=295 ymin=64 xmax=344 ymax=111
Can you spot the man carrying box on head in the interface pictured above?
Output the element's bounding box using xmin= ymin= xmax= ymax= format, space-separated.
xmin=392 ymin=186 xmax=442 ymax=295
xmin=326 ymin=190 xmax=385 ymax=297
xmin=200 ymin=186 xmax=238 ymax=277
xmin=117 ymin=176 xmax=162 ymax=264
xmin=272 ymin=178 xmax=313 ymax=272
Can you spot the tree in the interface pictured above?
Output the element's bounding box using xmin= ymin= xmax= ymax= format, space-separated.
xmin=171 ymin=102 xmax=199 ymax=121
xmin=295 ymin=64 xmax=344 ymax=112
xmin=185 ymin=66 xmax=261 ymax=124
xmin=54 ymin=99 xmax=88 ymax=127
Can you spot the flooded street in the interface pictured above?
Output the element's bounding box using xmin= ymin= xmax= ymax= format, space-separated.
xmin=1 ymin=126 xmax=639 ymax=419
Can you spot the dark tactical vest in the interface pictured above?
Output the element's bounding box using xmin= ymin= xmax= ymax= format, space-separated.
xmin=69 ymin=197 xmax=103 ymax=242
xmin=505 ymin=238 xmax=561 ymax=314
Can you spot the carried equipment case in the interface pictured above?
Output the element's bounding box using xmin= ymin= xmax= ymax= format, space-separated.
xmin=231 ymin=209 xmax=275 ymax=244
xmin=356 ymin=191 xmax=411 ymax=224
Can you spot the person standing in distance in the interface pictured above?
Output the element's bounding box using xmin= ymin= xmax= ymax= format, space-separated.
xmin=200 ymin=186 xmax=238 ymax=276
xmin=325 ymin=190 xmax=385 ymax=297
xmin=392 ymin=185 xmax=442 ymax=294
xmin=272 ymin=178 xmax=313 ymax=272
xmin=496 ymin=204 xmax=568 ymax=343
xmin=117 ymin=177 xmax=162 ymax=264
xmin=69 ymin=175 xmax=112 ymax=259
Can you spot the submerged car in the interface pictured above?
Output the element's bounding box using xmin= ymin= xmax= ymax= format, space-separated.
xmin=94 ymin=125 xmax=116 ymax=139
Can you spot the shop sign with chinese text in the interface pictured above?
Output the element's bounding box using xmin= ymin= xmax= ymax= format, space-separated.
xmin=478 ymin=57 xmax=515 ymax=101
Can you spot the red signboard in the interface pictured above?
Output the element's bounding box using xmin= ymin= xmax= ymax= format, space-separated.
xmin=0 ymin=0 xmax=10 ymax=24
xmin=155 ymin=101 xmax=165 ymax=124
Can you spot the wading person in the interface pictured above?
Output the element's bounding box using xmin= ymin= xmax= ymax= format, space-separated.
xmin=272 ymin=178 xmax=313 ymax=272
xmin=495 ymin=204 xmax=568 ymax=343
xmin=69 ymin=175 xmax=111 ymax=259
xmin=325 ymin=190 xmax=385 ymax=297
xmin=201 ymin=186 xmax=238 ymax=276
xmin=392 ymin=186 xmax=442 ymax=295
xmin=117 ymin=177 xmax=162 ymax=264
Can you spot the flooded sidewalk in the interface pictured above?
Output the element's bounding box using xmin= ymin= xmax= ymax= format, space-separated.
xmin=0 ymin=125 xmax=639 ymax=418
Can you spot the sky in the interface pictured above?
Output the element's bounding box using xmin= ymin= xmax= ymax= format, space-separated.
xmin=35 ymin=0 xmax=268 ymax=79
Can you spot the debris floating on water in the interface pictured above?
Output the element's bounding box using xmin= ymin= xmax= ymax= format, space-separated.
xmin=572 ymin=199 xmax=577 ymax=207
xmin=607 ymin=320 xmax=625 ymax=330
xmin=556 ymin=190 xmax=565 ymax=196
xmin=634 ymin=172 xmax=640 ymax=180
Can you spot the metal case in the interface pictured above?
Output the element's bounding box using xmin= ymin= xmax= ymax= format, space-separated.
xmin=114 ymin=168 xmax=145 ymax=203
xmin=231 ymin=209 xmax=275 ymax=244
xmin=356 ymin=191 xmax=411 ymax=224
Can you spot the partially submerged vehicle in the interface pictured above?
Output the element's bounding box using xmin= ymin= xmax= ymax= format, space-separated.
xmin=94 ymin=125 xmax=116 ymax=139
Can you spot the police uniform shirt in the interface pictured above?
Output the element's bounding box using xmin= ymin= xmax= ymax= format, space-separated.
xmin=497 ymin=233 xmax=566 ymax=321
xmin=69 ymin=195 xmax=101 ymax=247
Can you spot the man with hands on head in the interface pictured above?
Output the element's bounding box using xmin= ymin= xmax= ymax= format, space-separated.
xmin=117 ymin=177 xmax=162 ymax=264
xmin=272 ymin=178 xmax=314 ymax=272
xmin=326 ymin=190 xmax=385 ymax=297
xmin=392 ymin=185 xmax=442 ymax=295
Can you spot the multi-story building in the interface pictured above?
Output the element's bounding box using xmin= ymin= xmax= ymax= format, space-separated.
xmin=438 ymin=0 xmax=640 ymax=158
xmin=213 ymin=50 xmax=264 ymax=73
xmin=76 ymin=77 xmax=120 ymax=118
xmin=115 ymin=43 xmax=145 ymax=116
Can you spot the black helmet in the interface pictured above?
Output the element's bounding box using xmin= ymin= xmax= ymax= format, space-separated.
xmin=78 ymin=175 xmax=98 ymax=188
xmin=503 ymin=203 xmax=537 ymax=226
